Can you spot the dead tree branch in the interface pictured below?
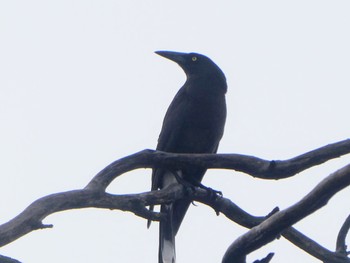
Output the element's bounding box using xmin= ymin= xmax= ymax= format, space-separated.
xmin=0 ymin=186 xmax=188 ymax=247
xmin=336 ymin=214 xmax=350 ymax=256
xmin=192 ymin=183 xmax=349 ymax=262
xmin=222 ymin=163 xmax=350 ymax=263
xmin=0 ymin=139 xmax=350 ymax=262
xmin=0 ymin=255 xmax=21 ymax=263
xmin=86 ymin=139 xmax=350 ymax=191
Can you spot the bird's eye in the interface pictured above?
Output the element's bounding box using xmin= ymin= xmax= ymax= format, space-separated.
xmin=191 ymin=56 xmax=197 ymax=62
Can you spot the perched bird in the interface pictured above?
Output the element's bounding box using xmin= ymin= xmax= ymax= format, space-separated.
xmin=149 ymin=51 xmax=227 ymax=263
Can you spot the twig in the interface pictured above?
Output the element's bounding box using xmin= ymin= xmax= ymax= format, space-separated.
xmin=253 ymin=253 xmax=274 ymax=263
xmin=336 ymin=214 xmax=350 ymax=255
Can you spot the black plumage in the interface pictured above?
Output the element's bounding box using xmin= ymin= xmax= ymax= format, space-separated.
xmin=150 ymin=51 xmax=227 ymax=263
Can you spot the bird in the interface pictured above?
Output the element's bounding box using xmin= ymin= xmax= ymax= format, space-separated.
xmin=149 ymin=51 xmax=227 ymax=263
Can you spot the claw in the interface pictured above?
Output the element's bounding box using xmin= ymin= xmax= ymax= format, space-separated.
xmin=197 ymin=183 xmax=223 ymax=200
xmin=169 ymin=170 xmax=223 ymax=201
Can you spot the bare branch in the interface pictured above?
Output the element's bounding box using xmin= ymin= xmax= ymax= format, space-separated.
xmin=222 ymin=164 xmax=350 ymax=263
xmin=336 ymin=214 xmax=350 ymax=255
xmin=0 ymin=175 xmax=346 ymax=262
xmin=158 ymin=181 xmax=348 ymax=262
xmin=1 ymin=139 xmax=350 ymax=261
xmin=86 ymin=139 xmax=350 ymax=191
xmin=191 ymin=187 xmax=346 ymax=262
xmin=0 ymin=255 xmax=21 ymax=263
xmin=281 ymin=227 xmax=345 ymax=263
xmin=0 ymin=186 xmax=188 ymax=247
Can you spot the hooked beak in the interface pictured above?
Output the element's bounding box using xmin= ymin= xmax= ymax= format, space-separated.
xmin=155 ymin=51 xmax=187 ymax=65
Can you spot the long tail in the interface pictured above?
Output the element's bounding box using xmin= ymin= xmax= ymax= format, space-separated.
xmin=159 ymin=204 xmax=176 ymax=263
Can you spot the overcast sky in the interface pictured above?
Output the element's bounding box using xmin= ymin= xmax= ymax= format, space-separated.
xmin=1 ymin=1 xmax=350 ymax=262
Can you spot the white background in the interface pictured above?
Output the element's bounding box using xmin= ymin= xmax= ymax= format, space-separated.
xmin=1 ymin=1 xmax=350 ymax=262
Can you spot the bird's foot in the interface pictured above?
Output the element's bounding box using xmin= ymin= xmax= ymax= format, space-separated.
xmin=195 ymin=183 xmax=223 ymax=215
xmin=197 ymin=183 xmax=223 ymax=199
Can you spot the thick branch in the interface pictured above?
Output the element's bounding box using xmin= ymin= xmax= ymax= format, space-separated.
xmin=281 ymin=227 xmax=345 ymax=263
xmin=1 ymin=139 xmax=350 ymax=260
xmin=0 ymin=186 xmax=188 ymax=247
xmin=0 ymin=255 xmax=21 ymax=263
xmin=0 ymin=168 xmax=348 ymax=263
xmin=222 ymin=164 xmax=350 ymax=263
xmin=86 ymin=139 xmax=350 ymax=191
xmin=191 ymin=188 xmax=347 ymax=262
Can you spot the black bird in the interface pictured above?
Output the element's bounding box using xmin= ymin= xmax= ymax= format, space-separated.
xmin=149 ymin=51 xmax=227 ymax=263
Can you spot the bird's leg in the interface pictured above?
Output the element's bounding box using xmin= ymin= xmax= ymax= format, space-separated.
xmin=169 ymin=170 xmax=222 ymax=199
xmin=189 ymin=181 xmax=222 ymax=215
xmin=168 ymin=170 xmax=200 ymax=207
xmin=169 ymin=170 xmax=196 ymax=192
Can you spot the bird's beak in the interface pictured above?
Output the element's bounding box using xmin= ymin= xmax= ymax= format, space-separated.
xmin=155 ymin=51 xmax=186 ymax=65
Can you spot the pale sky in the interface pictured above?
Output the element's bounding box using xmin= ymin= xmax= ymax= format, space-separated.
xmin=1 ymin=1 xmax=350 ymax=262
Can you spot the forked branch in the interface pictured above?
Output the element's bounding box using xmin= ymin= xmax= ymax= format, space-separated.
xmin=0 ymin=139 xmax=350 ymax=262
xmin=222 ymin=163 xmax=350 ymax=263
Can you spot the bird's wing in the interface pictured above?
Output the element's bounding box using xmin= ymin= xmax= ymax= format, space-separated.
xmin=156 ymin=86 xmax=188 ymax=152
xmin=152 ymin=87 xmax=189 ymax=189
xmin=148 ymin=87 xmax=188 ymax=229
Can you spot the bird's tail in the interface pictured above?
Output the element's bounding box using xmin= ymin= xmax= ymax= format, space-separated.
xmin=159 ymin=204 xmax=176 ymax=263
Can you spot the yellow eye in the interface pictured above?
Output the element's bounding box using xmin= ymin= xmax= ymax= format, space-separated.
xmin=191 ymin=56 xmax=197 ymax=61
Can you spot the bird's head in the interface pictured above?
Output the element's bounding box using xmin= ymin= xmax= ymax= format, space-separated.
xmin=155 ymin=51 xmax=227 ymax=92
